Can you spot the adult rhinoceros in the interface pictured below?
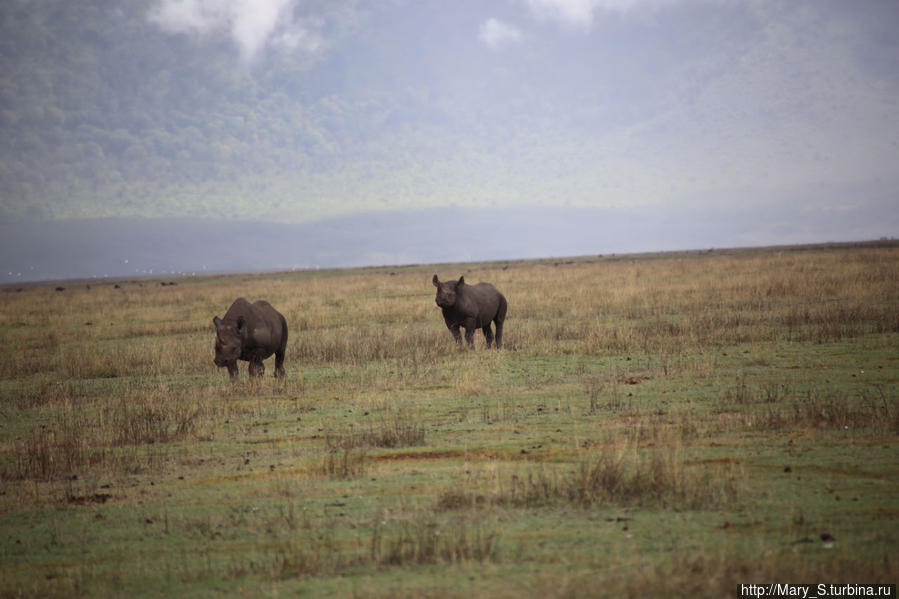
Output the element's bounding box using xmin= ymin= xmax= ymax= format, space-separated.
xmin=212 ymin=298 xmax=287 ymax=380
xmin=432 ymin=275 xmax=507 ymax=349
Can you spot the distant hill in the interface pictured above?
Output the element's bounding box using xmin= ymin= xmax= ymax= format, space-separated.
xmin=3 ymin=204 xmax=893 ymax=284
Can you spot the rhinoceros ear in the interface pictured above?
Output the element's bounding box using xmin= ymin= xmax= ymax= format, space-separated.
xmin=432 ymin=274 xmax=439 ymax=287
xmin=213 ymin=316 xmax=222 ymax=329
xmin=457 ymin=276 xmax=465 ymax=286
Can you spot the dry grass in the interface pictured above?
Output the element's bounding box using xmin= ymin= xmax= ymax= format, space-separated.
xmin=522 ymin=549 xmax=899 ymax=599
xmin=2 ymin=245 xmax=896 ymax=382
xmin=1 ymin=242 xmax=897 ymax=596
xmin=3 ymin=244 xmax=896 ymax=486
xmin=325 ymin=408 xmax=426 ymax=451
xmin=436 ymin=444 xmax=744 ymax=512
xmin=724 ymin=381 xmax=899 ymax=434
xmin=1 ymin=384 xmax=215 ymax=481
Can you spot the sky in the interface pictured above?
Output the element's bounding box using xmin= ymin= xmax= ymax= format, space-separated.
xmin=142 ymin=0 xmax=899 ymax=221
xmin=2 ymin=0 xmax=898 ymax=282
xmin=148 ymin=0 xmax=899 ymax=210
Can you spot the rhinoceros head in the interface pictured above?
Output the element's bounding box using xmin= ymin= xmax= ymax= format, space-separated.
xmin=433 ymin=275 xmax=464 ymax=308
xmin=212 ymin=315 xmax=245 ymax=368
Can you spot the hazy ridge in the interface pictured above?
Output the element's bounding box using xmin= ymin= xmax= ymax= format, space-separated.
xmin=3 ymin=202 xmax=895 ymax=284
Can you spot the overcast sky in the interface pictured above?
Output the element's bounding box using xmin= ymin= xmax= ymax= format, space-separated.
xmin=2 ymin=0 xmax=898 ymax=282
xmin=144 ymin=0 xmax=899 ymax=224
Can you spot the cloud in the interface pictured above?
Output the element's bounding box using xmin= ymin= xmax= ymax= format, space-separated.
xmin=270 ymin=24 xmax=323 ymax=55
xmin=478 ymin=18 xmax=523 ymax=49
xmin=523 ymin=0 xmax=598 ymax=29
xmin=521 ymin=0 xmax=687 ymax=30
xmin=148 ymin=0 xmax=312 ymax=62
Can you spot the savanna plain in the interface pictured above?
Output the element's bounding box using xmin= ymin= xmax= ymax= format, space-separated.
xmin=1 ymin=243 xmax=897 ymax=598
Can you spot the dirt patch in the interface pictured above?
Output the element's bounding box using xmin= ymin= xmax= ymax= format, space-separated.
xmin=717 ymin=520 xmax=761 ymax=531
xmin=687 ymin=457 xmax=741 ymax=465
xmin=373 ymin=449 xmax=480 ymax=462
xmin=373 ymin=448 xmax=532 ymax=462
xmin=67 ymin=493 xmax=112 ymax=505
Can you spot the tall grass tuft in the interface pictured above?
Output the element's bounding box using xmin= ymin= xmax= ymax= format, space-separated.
xmin=728 ymin=382 xmax=899 ymax=434
xmin=566 ymin=449 xmax=742 ymax=509
xmin=320 ymin=444 xmax=368 ymax=479
xmin=323 ymin=406 xmax=426 ymax=450
xmin=1 ymin=386 xmax=211 ymax=481
xmin=372 ymin=511 xmax=500 ymax=566
xmin=437 ymin=447 xmax=743 ymax=511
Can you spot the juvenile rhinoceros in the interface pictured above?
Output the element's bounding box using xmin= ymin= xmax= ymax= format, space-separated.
xmin=212 ymin=298 xmax=287 ymax=380
xmin=432 ymin=275 xmax=507 ymax=349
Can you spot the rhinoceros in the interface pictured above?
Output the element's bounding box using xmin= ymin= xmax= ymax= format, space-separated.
xmin=212 ymin=298 xmax=287 ymax=379
xmin=432 ymin=275 xmax=507 ymax=349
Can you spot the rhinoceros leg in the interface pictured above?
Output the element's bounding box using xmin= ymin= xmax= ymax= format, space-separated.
xmin=224 ymin=362 xmax=239 ymax=380
xmin=463 ymin=326 xmax=476 ymax=349
xmin=482 ymin=324 xmax=494 ymax=349
xmin=249 ymin=360 xmax=265 ymax=378
xmin=447 ymin=323 xmax=463 ymax=345
xmin=274 ymin=349 xmax=285 ymax=378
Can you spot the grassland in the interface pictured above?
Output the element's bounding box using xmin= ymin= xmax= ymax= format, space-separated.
xmin=1 ymin=242 xmax=897 ymax=598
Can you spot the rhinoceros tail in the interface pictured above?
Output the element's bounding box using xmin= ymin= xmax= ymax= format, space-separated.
xmin=275 ymin=312 xmax=288 ymax=378
xmin=494 ymin=293 xmax=507 ymax=349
